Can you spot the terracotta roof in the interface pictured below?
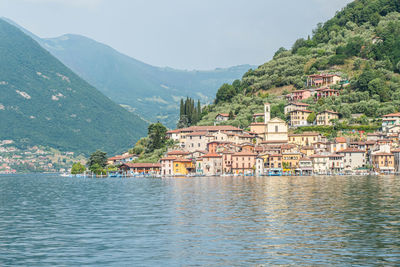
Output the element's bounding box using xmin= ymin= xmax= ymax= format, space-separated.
xmin=269 ymin=154 xmax=282 ymax=157
xmin=216 ymin=113 xmax=230 ymax=117
xmin=174 ymin=158 xmax=192 ymax=162
xmin=319 ymin=110 xmax=338 ymax=114
xmin=328 ymin=154 xmax=344 ymax=158
xmin=383 ymin=112 xmax=400 ymax=117
xmin=288 ymin=109 xmax=312 ymax=113
xmin=335 ymin=137 xmax=346 ymax=143
xmin=290 ymin=102 xmax=310 ymax=106
xmin=337 ymin=148 xmax=364 ymax=153
xmin=391 ymin=149 xmax=400 ymax=153
xmin=310 ymin=154 xmax=329 ymax=158
xmin=160 ymin=157 xmax=177 ymax=161
xmin=373 ymin=152 xmax=393 ymax=156
xmin=300 ymin=157 xmax=311 ymax=161
xmin=120 ymin=154 xmax=136 ymax=159
xmin=261 ymin=140 xmax=288 ymax=144
xmin=253 ymin=113 xmax=264 ymax=117
xmin=108 ymin=156 xmax=122 ymax=160
xmin=123 ymin=163 xmax=161 ymax=168
xmin=289 ymin=132 xmax=320 ymax=137
xmin=202 ymin=153 xmax=222 ymax=158
xmin=166 ymin=129 xmax=180 ymax=134
xmin=186 ymin=131 xmax=208 ymax=136
xmin=179 ymin=125 xmax=243 ymax=132
xmin=167 ymin=150 xmax=190 ymax=155
xmin=233 ymin=151 xmax=257 ymax=156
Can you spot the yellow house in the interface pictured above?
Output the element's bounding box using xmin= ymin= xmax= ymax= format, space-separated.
xmin=289 ymin=109 xmax=312 ymax=127
xmin=288 ymin=132 xmax=321 ymax=146
xmin=316 ymin=110 xmax=339 ymax=126
xmin=282 ymin=152 xmax=301 ymax=170
xmin=173 ymin=159 xmax=194 ymax=175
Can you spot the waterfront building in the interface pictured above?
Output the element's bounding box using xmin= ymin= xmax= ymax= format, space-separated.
xmin=372 ymin=152 xmax=395 ymax=174
xmin=282 ymin=152 xmax=301 ymax=171
xmin=337 ymin=148 xmax=366 ymax=172
xmin=119 ymin=163 xmax=161 ymax=174
xmin=231 ymin=151 xmax=257 ymax=174
xmin=328 ymin=154 xmax=344 ymax=174
xmin=310 ymin=154 xmax=329 ymax=175
xmin=329 ymin=137 xmax=347 ymax=153
xmin=299 ymin=157 xmax=313 ymax=175
xmin=160 ymin=157 xmax=176 ymax=176
xmin=201 ymin=153 xmax=223 ymax=176
xmin=173 ymin=158 xmax=194 ymax=175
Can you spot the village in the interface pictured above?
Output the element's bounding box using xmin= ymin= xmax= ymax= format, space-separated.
xmin=0 ymin=140 xmax=82 ymax=174
xmin=105 ymin=74 xmax=400 ymax=177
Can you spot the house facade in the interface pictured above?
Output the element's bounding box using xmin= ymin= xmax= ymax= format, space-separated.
xmin=316 ymin=110 xmax=339 ymax=126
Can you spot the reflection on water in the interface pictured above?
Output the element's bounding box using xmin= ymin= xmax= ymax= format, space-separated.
xmin=1 ymin=174 xmax=400 ymax=265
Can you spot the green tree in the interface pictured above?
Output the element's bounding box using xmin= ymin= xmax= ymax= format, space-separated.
xmin=229 ymin=111 xmax=235 ymax=120
xmin=71 ymin=162 xmax=86 ymax=174
xmin=89 ymin=163 xmax=106 ymax=175
xmin=215 ymin=83 xmax=236 ymax=104
xmin=307 ymin=112 xmax=316 ymax=124
xmin=147 ymin=123 xmax=167 ymax=152
xmin=87 ymin=150 xmax=107 ymax=169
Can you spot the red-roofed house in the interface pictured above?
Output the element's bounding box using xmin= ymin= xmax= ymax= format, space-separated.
xmin=200 ymin=153 xmax=223 ymax=175
xmin=215 ymin=113 xmax=231 ymax=123
xmin=307 ymin=74 xmax=341 ymax=88
xmin=286 ymin=90 xmax=311 ymax=102
xmin=231 ymin=151 xmax=257 ymax=175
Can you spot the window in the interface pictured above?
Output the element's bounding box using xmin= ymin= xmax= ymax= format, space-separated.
xmin=275 ymin=125 xmax=279 ymax=132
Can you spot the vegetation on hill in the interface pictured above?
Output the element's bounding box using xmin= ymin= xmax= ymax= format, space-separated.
xmin=7 ymin=23 xmax=255 ymax=128
xmin=177 ymin=97 xmax=202 ymax=128
xmin=129 ymin=123 xmax=175 ymax=163
xmin=198 ymin=0 xmax=400 ymax=128
xmin=0 ymin=19 xmax=148 ymax=155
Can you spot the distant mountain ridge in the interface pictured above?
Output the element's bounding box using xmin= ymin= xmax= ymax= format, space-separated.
xmin=2 ymin=18 xmax=254 ymax=128
xmin=0 ymin=18 xmax=148 ymax=155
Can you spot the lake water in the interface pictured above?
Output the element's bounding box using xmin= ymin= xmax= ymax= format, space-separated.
xmin=1 ymin=174 xmax=400 ymax=266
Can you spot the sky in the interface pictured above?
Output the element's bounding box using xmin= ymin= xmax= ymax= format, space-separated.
xmin=0 ymin=0 xmax=353 ymax=70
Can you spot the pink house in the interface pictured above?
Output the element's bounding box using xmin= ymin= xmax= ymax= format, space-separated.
xmin=286 ymin=90 xmax=311 ymax=102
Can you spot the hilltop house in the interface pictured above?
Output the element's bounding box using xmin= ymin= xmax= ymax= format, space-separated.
xmin=284 ymin=102 xmax=310 ymax=115
xmin=306 ymin=74 xmax=341 ymax=88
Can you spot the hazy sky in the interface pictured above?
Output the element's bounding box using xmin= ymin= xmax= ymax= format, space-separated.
xmin=0 ymin=0 xmax=353 ymax=70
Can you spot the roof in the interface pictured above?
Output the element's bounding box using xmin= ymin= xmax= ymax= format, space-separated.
xmin=383 ymin=112 xmax=400 ymax=117
xmin=160 ymin=157 xmax=177 ymax=161
xmin=328 ymin=154 xmax=344 ymax=158
xmin=373 ymin=152 xmax=394 ymax=156
xmin=202 ymin=153 xmax=222 ymax=158
xmin=166 ymin=129 xmax=180 ymax=134
xmin=335 ymin=137 xmax=346 ymax=143
xmin=233 ymin=151 xmax=258 ymax=156
xmin=309 ymin=154 xmax=329 ymax=158
xmin=299 ymin=157 xmax=311 ymax=161
xmin=179 ymin=125 xmax=243 ymax=132
xmin=167 ymin=150 xmax=190 ymax=155
xmin=122 ymin=163 xmax=161 ymax=168
xmin=253 ymin=113 xmax=264 ymax=117
xmin=319 ymin=110 xmax=338 ymax=115
xmin=289 ymin=102 xmax=310 ymax=106
xmin=216 ymin=113 xmax=230 ymax=117
xmin=108 ymin=156 xmax=122 ymax=160
xmin=288 ymin=109 xmax=313 ymax=113
xmin=120 ymin=154 xmax=136 ymax=159
xmin=289 ymin=132 xmax=320 ymax=137
xmin=186 ymin=131 xmax=208 ymax=136
xmin=174 ymin=158 xmax=192 ymax=162
xmin=337 ymin=148 xmax=364 ymax=153
xmin=269 ymin=154 xmax=282 ymax=157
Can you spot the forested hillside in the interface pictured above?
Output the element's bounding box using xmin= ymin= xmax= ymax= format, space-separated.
xmin=198 ymin=0 xmax=400 ymax=128
xmin=0 ymin=19 xmax=148 ymax=155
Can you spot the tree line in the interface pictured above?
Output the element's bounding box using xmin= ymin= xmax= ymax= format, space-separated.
xmin=177 ymin=97 xmax=202 ymax=128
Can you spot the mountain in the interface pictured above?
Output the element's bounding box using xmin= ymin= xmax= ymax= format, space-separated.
xmin=1 ymin=18 xmax=254 ymax=128
xmin=198 ymin=0 xmax=400 ymax=128
xmin=0 ymin=18 xmax=148 ymax=155
xmin=39 ymin=35 xmax=253 ymax=128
